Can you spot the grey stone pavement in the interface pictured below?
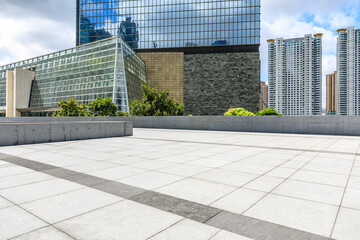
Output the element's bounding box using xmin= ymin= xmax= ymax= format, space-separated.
xmin=0 ymin=128 xmax=360 ymax=240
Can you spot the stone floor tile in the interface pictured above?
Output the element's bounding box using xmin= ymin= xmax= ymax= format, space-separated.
xmin=265 ymin=167 xmax=298 ymax=179
xmin=211 ymin=188 xmax=266 ymax=214
xmin=342 ymin=188 xmax=360 ymax=210
xmin=157 ymin=178 xmax=236 ymax=205
xmin=221 ymin=162 xmax=274 ymax=175
xmin=21 ymin=188 xmax=122 ymax=223
xmin=332 ymin=207 xmax=360 ymax=240
xmin=88 ymin=166 xmax=147 ymax=180
xmin=0 ymin=196 xmax=13 ymax=209
xmin=195 ymin=169 xmax=258 ymax=187
xmin=158 ymin=155 xmax=203 ymax=163
xmin=0 ymin=166 xmax=34 ymax=178
xmin=290 ymin=170 xmax=349 ymax=187
xmin=0 ymin=171 xmax=54 ymax=190
xmin=351 ymin=167 xmax=360 ymax=177
xmin=128 ymin=160 xmax=177 ymax=170
xmin=105 ymin=156 xmax=147 ymax=165
xmin=188 ymin=158 xmax=230 ymax=168
xmin=149 ymin=219 xmax=219 ymax=240
xmin=64 ymin=161 xmax=117 ymax=173
xmin=211 ymin=230 xmax=252 ymax=240
xmin=55 ymin=200 xmax=182 ymax=240
xmin=0 ymin=179 xmax=84 ymax=204
xmin=347 ymin=176 xmax=360 ymax=190
xmin=273 ymin=180 xmax=344 ymax=205
xmin=0 ymin=206 xmax=47 ymax=240
xmin=243 ymin=176 xmax=283 ymax=193
xmin=302 ymin=161 xmax=352 ymax=175
xmin=11 ymin=226 xmax=75 ymax=240
xmin=244 ymin=194 xmax=338 ymax=237
xmin=157 ymin=163 xmax=211 ymax=177
xmin=118 ymin=171 xmax=184 ymax=190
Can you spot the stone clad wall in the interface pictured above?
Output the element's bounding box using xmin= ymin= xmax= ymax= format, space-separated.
xmin=137 ymin=52 xmax=184 ymax=103
xmin=184 ymin=52 xmax=260 ymax=115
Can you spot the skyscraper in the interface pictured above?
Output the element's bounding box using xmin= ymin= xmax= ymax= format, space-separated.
xmin=76 ymin=0 xmax=260 ymax=49
xmin=326 ymin=71 xmax=337 ymax=115
xmin=336 ymin=27 xmax=360 ymax=115
xmin=76 ymin=0 xmax=261 ymax=115
xmin=268 ymin=34 xmax=323 ymax=116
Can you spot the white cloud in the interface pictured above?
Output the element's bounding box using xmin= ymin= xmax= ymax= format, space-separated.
xmin=0 ymin=0 xmax=75 ymax=65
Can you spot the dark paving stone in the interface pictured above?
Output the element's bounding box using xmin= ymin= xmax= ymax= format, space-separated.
xmin=131 ymin=191 xmax=222 ymax=223
xmin=41 ymin=168 xmax=79 ymax=178
xmin=0 ymin=153 xmax=12 ymax=160
xmin=64 ymin=174 xmax=110 ymax=187
xmin=93 ymin=181 xmax=146 ymax=199
xmin=206 ymin=211 xmax=330 ymax=240
xmin=3 ymin=157 xmax=56 ymax=171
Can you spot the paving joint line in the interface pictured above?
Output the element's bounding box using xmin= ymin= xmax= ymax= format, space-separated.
xmin=130 ymin=137 xmax=360 ymax=156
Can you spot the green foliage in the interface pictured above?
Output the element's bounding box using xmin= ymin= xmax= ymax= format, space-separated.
xmin=52 ymin=98 xmax=87 ymax=117
xmin=130 ymin=85 xmax=185 ymax=116
xmin=224 ymin=108 xmax=255 ymax=116
xmin=116 ymin=111 xmax=130 ymax=117
xmin=53 ymin=97 xmax=130 ymax=117
xmin=256 ymin=108 xmax=282 ymax=116
xmin=87 ymin=97 xmax=118 ymax=117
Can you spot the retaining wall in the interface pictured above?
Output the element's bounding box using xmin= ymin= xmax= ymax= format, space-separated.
xmin=2 ymin=116 xmax=360 ymax=136
xmin=0 ymin=121 xmax=133 ymax=146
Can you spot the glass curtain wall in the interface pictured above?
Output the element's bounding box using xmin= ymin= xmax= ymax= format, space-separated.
xmin=0 ymin=37 xmax=146 ymax=112
xmin=77 ymin=0 xmax=261 ymax=49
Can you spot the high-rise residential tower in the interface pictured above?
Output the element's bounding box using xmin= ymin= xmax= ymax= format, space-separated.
xmin=326 ymin=71 xmax=337 ymax=115
xmin=76 ymin=0 xmax=261 ymax=115
xmin=268 ymin=34 xmax=323 ymax=116
xmin=336 ymin=27 xmax=360 ymax=115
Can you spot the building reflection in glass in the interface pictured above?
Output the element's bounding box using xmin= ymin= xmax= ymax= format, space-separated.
xmin=77 ymin=0 xmax=261 ymax=49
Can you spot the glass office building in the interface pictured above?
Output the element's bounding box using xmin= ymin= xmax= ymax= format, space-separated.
xmin=0 ymin=36 xmax=146 ymax=116
xmin=76 ymin=0 xmax=261 ymax=49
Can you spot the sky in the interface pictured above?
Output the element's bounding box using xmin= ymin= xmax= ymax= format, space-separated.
xmin=1 ymin=0 xmax=360 ymax=106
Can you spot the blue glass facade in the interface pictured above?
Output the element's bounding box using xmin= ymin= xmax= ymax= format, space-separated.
xmin=76 ymin=0 xmax=261 ymax=49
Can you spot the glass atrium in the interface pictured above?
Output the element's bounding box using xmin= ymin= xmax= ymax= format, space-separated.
xmin=76 ymin=0 xmax=261 ymax=48
xmin=0 ymin=37 xmax=147 ymax=113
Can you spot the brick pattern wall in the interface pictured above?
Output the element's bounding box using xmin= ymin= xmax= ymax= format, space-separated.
xmin=184 ymin=52 xmax=260 ymax=115
xmin=137 ymin=52 xmax=184 ymax=103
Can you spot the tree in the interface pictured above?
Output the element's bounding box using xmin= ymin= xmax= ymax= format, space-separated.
xmin=87 ymin=97 xmax=118 ymax=116
xmin=52 ymin=98 xmax=87 ymax=117
xmin=224 ymin=108 xmax=255 ymax=116
xmin=256 ymin=108 xmax=282 ymax=116
xmin=130 ymin=85 xmax=185 ymax=116
xmin=53 ymin=97 xmax=130 ymax=117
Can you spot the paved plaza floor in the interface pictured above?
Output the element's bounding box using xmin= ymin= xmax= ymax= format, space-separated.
xmin=1 ymin=128 xmax=360 ymax=240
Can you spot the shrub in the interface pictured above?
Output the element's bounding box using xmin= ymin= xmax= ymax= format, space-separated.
xmin=130 ymin=85 xmax=185 ymax=116
xmin=87 ymin=97 xmax=118 ymax=117
xmin=224 ymin=108 xmax=255 ymax=116
xmin=117 ymin=111 xmax=130 ymax=117
xmin=52 ymin=98 xmax=87 ymax=117
xmin=256 ymin=108 xmax=282 ymax=116
xmin=53 ymin=97 xmax=129 ymax=117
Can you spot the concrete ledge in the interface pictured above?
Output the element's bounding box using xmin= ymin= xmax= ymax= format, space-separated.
xmin=2 ymin=116 xmax=360 ymax=136
xmin=0 ymin=121 xmax=133 ymax=146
